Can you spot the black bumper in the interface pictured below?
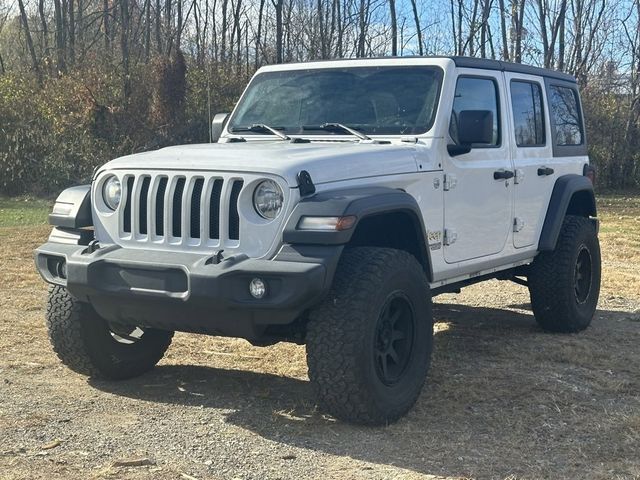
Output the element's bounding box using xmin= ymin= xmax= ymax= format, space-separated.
xmin=35 ymin=239 xmax=342 ymax=341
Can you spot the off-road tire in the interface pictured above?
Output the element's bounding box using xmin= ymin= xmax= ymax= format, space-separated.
xmin=529 ymin=215 xmax=601 ymax=333
xmin=306 ymin=247 xmax=433 ymax=425
xmin=46 ymin=285 xmax=174 ymax=379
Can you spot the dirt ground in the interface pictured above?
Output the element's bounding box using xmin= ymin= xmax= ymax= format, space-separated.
xmin=0 ymin=196 xmax=638 ymax=480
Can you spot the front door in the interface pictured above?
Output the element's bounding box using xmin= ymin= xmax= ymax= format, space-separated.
xmin=443 ymin=72 xmax=514 ymax=264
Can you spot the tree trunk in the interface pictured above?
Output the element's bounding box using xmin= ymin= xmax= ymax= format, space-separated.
xmin=389 ymin=0 xmax=397 ymax=56
xmin=54 ymin=0 xmax=67 ymax=72
xmin=155 ymin=0 xmax=163 ymax=53
xmin=176 ymin=0 xmax=183 ymax=50
xmin=165 ymin=0 xmax=172 ymax=54
xmin=39 ymin=0 xmax=50 ymax=71
xmin=145 ymin=0 xmax=151 ymax=62
xmin=410 ymin=0 xmax=423 ymax=55
xmin=480 ymin=0 xmax=492 ymax=58
xmin=77 ymin=0 xmax=84 ymax=61
xmin=121 ymin=0 xmax=131 ymax=98
xmin=255 ymin=0 xmax=265 ymax=68
xmin=68 ymin=0 xmax=75 ymax=66
xmin=18 ymin=0 xmax=43 ymax=84
xmin=272 ymin=0 xmax=284 ymax=63
xmin=221 ymin=0 xmax=229 ymax=61
xmin=103 ymin=0 xmax=110 ymax=52
xmin=498 ymin=0 xmax=509 ymax=60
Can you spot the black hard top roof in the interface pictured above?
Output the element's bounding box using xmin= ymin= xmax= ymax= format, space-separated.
xmin=276 ymin=55 xmax=577 ymax=83
xmin=448 ymin=56 xmax=576 ymax=83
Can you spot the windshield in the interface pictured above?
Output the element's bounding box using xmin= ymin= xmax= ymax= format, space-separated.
xmin=228 ymin=66 xmax=443 ymax=136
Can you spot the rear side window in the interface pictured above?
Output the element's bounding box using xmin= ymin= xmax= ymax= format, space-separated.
xmin=549 ymin=85 xmax=583 ymax=146
xmin=511 ymin=81 xmax=545 ymax=146
xmin=450 ymin=77 xmax=500 ymax=146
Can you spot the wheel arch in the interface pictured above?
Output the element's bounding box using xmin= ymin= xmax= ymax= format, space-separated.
xmin=282 ymin=187 xmax=433 ymax=281
xmin=538 ymin=174 xmax=597 ymax=251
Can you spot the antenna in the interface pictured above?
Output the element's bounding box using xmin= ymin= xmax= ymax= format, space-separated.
xmin=207 ymin=59 xmax=212 ymax=143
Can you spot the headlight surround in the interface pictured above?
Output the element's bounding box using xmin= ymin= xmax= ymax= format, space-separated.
xmin=102 ymin=175 xmax=122 ymax=211
xmin=253 ymin=180 xmax=284 ymax=220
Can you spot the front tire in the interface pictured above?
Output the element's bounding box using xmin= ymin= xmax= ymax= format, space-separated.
xmin=46 ymin=285 xmax=174 ymax=379
xmin=528 ymin=215 xmax=601 ymax=333
xmin=306 ymin=247 xmax=433 ymax=425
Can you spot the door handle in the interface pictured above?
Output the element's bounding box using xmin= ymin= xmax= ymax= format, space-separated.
xmin=494 ymin=169 xmax=515 ymax=180
xmin=537 ymin=167 xmax=555 ymax=176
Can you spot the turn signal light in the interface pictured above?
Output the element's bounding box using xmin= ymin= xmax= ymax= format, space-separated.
xmin=297 ymin=215 xmax=357 ymax=231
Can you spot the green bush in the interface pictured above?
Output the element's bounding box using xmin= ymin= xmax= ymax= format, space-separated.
xmin=0 ymin=60 xmax=250 ymax=196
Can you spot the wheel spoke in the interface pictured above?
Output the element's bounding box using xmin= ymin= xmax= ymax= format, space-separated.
xmin=388 ymin=347 xmax=399 ymax=365
xmin=379 ymin=353 xmax=389 ymax=380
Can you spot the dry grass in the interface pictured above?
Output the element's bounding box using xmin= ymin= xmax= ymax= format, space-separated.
xmin=598 ymin=195 xmax=640 ymax=300
xmin=0 ymin=194 xmax=639 ymax=480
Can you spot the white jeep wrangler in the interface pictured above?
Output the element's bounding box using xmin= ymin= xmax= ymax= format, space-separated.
xmin=36 ymin=56 xmax=600 ymax=425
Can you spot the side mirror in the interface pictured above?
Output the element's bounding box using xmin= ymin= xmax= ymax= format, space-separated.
xmin=211 ymin=113 xmax=230 ymax=143
xmin=448 ymin=110 xmax=494 ymax=156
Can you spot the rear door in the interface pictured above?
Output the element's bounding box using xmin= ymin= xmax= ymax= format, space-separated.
xmin=443 ymin=72 xmax=514 ymax=264
xmin=505 ymin=73 xmax=556 ymax=248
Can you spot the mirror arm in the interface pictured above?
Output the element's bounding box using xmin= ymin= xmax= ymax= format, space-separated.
xmin=447 ymin=144 xmax=472 ymax=157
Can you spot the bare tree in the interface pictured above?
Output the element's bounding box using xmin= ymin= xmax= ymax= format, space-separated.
xmin=18 ymin=0 xmax=43 ymax=84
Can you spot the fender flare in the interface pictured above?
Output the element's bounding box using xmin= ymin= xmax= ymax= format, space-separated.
xmin=282 ymin=186 xmax=433 ymax=280
xmin=48 ymin=185 xmax=93 ymax=229
xmin=538 ymin=174 xmax=596 ymax=251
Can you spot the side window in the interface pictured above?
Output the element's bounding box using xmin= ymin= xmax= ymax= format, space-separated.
xmin=549 ymin=85 xmax=583 ymax=146
xmin=450 ymin=77 xmax=500 ymax=146
xmin=510 ymin=81 xmax=545 ymax=146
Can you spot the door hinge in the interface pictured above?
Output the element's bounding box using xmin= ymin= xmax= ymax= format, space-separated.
xmin=443 ymin=174 xmax=457 ymax=191
xmin=514 ymin=168 xmax=525 ymax=184
xmin=444 ymin=229 xmax=458 ymax=246
xmin=513 ymin=217 xmax=525 ymax=232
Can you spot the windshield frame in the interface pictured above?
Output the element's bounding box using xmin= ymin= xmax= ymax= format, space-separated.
xmin=226 ymin=65 xmax=445 ymax=138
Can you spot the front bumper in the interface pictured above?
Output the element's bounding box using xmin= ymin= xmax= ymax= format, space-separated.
xmin=35 ymin=239 xmax=341 ymax=340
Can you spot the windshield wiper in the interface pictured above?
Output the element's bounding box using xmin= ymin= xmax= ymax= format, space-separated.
xmin=230 ymin=123 xmax=290 ymax=140
xmin=302 ymin=123 xmax=371 ymax=141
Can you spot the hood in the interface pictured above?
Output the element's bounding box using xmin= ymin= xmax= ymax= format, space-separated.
xmin=99 ymin=141 xmax=431 ymax=187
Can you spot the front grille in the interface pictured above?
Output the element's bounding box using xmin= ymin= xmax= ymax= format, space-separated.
xmin=120 ymin=174 xmax=245 ymax=245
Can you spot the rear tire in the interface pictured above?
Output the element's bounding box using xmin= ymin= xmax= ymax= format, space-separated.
xmin=306 ymin=247 xmax=433 ymax=425
xmin=528 ymin=215 xmax=601 ymax=333
xmin=46 ymin=285 xmax=173 ymax=379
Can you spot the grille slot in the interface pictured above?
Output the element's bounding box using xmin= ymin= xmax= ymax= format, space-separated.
xmin=138 ymin=176 xmax=151 ymax=235
xmin=190 ymin=178 xmax=204 ymax=239
xmin=123 ymin=176 xmax=134 ymax=233
xmin=172 ymin=177 xmax=186 ymax=238
xmin=155 ymin=177 xmax=168 ymax=236
xmin=228 ymin=180 xmax=243 ymax=241
xmin=209 ymin=179 xmax=223 ymax=239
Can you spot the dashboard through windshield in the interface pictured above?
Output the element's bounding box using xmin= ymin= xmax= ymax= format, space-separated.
xmin=228 ymin=66 xmax=443 ymax=136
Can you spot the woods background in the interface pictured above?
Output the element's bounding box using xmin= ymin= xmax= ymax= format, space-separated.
xmin=1 ymin=0 xmax=639 ymax=195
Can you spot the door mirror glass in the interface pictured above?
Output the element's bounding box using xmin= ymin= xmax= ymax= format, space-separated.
xmin=448 ymin=110 xmax=494 ymax=156
xmin=457 ymin=110 xmax=494 ymax=145
xmin=211 ymin=113 xmax=230 ymax=143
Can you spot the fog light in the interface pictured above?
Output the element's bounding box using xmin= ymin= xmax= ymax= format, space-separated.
xmin=249 ymin=278 xmax=267 ymax=299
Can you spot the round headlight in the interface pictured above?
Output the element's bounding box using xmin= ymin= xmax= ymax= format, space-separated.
xmin=102 ymin=175 xmax=122 ymax=211
xmin=253 ymin=180 xmax=284 ymax=220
